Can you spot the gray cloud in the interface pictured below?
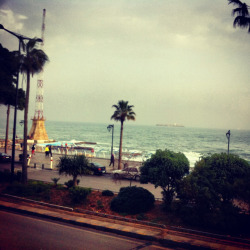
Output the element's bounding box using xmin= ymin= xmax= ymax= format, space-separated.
xmin=0 ymin=0 xmax=249 ymax=130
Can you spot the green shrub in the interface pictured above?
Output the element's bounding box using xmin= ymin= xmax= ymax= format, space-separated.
xmin=5 ymin=181 xmax=51 ymax=201
xmin=55 ymin=184 xmax=66 ymax=190
xmin=16 ymin=171 xmax=22 ymax=182
xmin=69 ymin=186 xmax=91 ymax=204
xmin=64 ymin=179 xmax=80 ymax=189
xmin=97 ymin=200 xmax=104 ymax=209
xmin=110 ymin=186 xmax=155 ymax=215
xmin=102 ymin=190 xmax=114 ymax=196
xmin=136 ymin=213 xmax=148 ymax=221
xmin=51 ymin=177 xmax=60 ymax=185
xmin=0 ymin=170 xmax=22 ymax=183
xmin=0 ymin=170 xmax=11 ymax=182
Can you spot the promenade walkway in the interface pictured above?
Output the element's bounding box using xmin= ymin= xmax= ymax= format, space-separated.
xmin=1 ymin=148 xmax=140 ymax=173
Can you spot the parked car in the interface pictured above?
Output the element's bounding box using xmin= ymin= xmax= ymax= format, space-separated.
xmin=112 ymin=166 xmax=141 ymax=181
xmin=90 ymin=162 xmax=106 ymax=175
xmin=0 ymin=152 xmax=12 ymax=162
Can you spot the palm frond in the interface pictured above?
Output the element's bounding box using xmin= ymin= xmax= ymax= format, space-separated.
xmin=232 ymin=7 xmax=249 ymax=16
xmin=111 ymin=100 xmax=136 ymax=122
xmin=228 ymin=0 xmax=244 ymax=7
xmin=19 ymin=39 xmax=26 ymax=52
xmin=233 ymin=16 xmax=250 ymax=30
xmin=20 ymin=40 xmax=49 ymax=75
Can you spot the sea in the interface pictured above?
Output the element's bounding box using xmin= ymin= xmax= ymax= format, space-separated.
xmin=1 ymin=120 xmax=250 ymax=168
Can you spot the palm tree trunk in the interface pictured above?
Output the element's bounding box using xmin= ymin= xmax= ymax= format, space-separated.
xmin=4 ymin=105 xmax=10 ymax=154
xmin=118 ymin=121 xmax=124 ymax=170
xmin=22 ymin=71 xmax=30 ymax=184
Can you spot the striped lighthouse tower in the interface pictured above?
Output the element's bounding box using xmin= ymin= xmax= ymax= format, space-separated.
xmin=28 ymin=9 xmax=49 ymax=140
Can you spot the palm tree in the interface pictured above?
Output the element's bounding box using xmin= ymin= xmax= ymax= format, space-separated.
xmin=111 ymin=100 xmax=136 ymax=169
xmin=57 ymin=155 xmax=92 ymax=187
xmin=228 ymin=0 xmax=250 ymax=32
xmin=20 ymin=38 xmax=49 ymax=184
xmin=0 ymin=44 xmax=25 ymax=153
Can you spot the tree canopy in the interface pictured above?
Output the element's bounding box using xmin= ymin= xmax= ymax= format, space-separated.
xmin=177 ymin=153 xmax=250 ymax=231
xmin=178 ymin=153 xmax=250 ymax=211
xmin=228 ymin=0 xmax=250 ymax=33
xmin=140 ymin=149 xmax=189 ymax=208
xmin=0 ymin=43 xmax=25 ymax=109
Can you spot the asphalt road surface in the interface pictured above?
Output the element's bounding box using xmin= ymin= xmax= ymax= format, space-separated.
xmin=0 ymin=210 xmax=168 ymax=250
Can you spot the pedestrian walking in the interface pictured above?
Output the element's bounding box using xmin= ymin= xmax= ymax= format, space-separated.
xmin=109 ymin=153 xmax=115 ymax=167
xmin=45 ymin=146 xmax=49 ymax=157
xmin=49 ymin=145 xmax=52 ymax=157
xmin=65 ymin=143 xmax=68 ymax=155
xmin=31 ymin=144 xmax=36 ymax=155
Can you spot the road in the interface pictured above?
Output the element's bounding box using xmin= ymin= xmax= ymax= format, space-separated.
xmin=0 ymin=149 xmax=163 ymax=199
xmin=27 ymin=168 xmax=163 ymax=199
xmin=0 ymin=210 xmax=167 ymax=250
xmin=0 ymin=160 xmax=163 ymax=199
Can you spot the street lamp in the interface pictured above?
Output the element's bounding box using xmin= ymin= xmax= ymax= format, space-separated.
xmin=107 ymin=124 xmax=114 ymax=159
xmin=226 ymin=130 xmax=230 ymax=155
xmin=0 ymin=24 xmax=42 ymax=179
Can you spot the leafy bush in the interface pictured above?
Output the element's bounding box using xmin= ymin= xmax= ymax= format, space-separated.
xmin=97 ymin=200 xmax=104 ymax=209
xmin=55 ymin=184 xmax=66 ymax=190
xmin=51 ymin=177 xmax=60 ymax=185
xmin=178 ymin=203 xmax=250 ymax=233
xmin=110 ymin=186 xmax=155 ymax=215
xmin=177 ymin=153 xmax=250 ymax=233
xmin=5 ymin=180 xmax=51 ymax=201
xmin=136 ymin=213 xmax=148 ymax=221
xmin=102 ymin=189 xmax=114 ymax=196
xmin=69 ymin=186 xmax=91 ymax=204
xmin=0 ymin=170 xmax=22 ymax=183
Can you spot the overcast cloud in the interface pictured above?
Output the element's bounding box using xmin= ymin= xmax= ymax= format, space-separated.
xmin=0 ymin=0 xmax=249 ymax=130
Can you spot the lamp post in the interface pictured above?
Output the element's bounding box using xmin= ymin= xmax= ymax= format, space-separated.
xmin=0 ymin=24 xmax=42 ymax=180
xmin=226 ymin=130 xmax=230 ymax=155
xmin=107 ymin=124 xmax=114 ymax=159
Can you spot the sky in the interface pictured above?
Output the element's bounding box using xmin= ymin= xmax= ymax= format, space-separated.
xmin=0 ymin=0 xmax=250 ymax=130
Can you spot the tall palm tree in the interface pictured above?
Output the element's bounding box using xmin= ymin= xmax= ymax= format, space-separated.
xmin=0 ymin=44 xmax=25 ymax=153
xmin=228 ymin=0 xmax=250 ymax=32
xmin=20 ymin=38 xmax=49 ymax=184
xmin=111 ymin=100 xmax=136 ymax=169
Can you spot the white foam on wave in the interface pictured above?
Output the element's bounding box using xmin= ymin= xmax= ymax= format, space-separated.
xmin=183 ymin=151 xmax=202 ymax=168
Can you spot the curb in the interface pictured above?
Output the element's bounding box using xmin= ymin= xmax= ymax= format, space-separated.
xmin=0 ymin=200 xmax=248 ymax=250
xmin=0 ymin=201 xmax=158 ymax=241
xmin=0 ymin=200 xmax=206 ymax=249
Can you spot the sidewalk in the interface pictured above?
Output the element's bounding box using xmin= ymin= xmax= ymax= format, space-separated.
xmin=0 ymin=196 xmax=248 ymax=250
xmin=1 ymin=148 xmax=140 ymax=173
